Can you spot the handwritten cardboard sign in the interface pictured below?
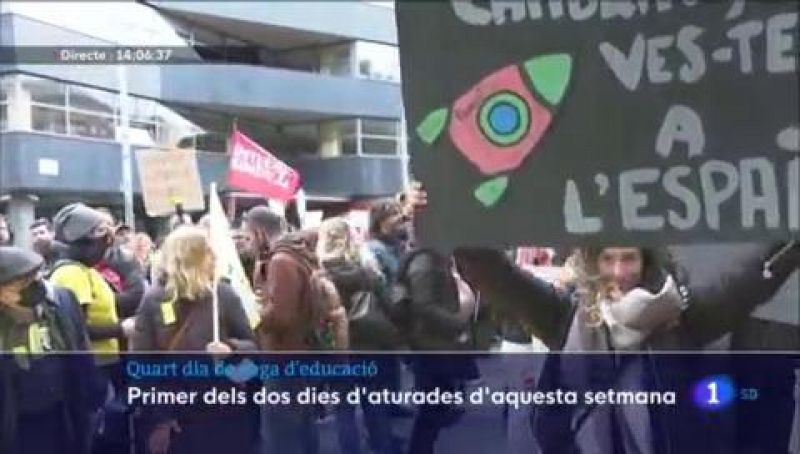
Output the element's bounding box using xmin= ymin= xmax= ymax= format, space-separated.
xmin=397 ymin=1 xmax=798 ymax=248
xmin=136 ymin=149 xmax=205 ymax=217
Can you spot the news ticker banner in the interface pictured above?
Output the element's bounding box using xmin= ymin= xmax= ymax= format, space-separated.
xmin=0 ymin=46 xmax=213 ymax=64
xmin=3 ymin=353 xmax=798 ymax=452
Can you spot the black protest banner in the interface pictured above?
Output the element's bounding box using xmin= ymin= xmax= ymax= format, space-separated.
xmin=397 ymin=0 xmax=798 ymax=249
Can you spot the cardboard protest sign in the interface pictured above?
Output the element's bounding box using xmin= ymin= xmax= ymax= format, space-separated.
xmin=397 ymin=1 xmax=799 ymax=248
xmin=136 ymin=149 xmax=205 ymax=217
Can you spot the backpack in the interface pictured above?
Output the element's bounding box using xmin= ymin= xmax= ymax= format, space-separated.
xmin=343 ymin=283 xmax=402 ymax=349
xmin=385 ymin=249 xmax=426 ymax=342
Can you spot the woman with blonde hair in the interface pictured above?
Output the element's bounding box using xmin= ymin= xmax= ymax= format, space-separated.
xmin=316 ymin=217 xmax=395 ymax=350
xmin=317 ymin=217 xmax=398 ymax=454
xmin=131 ymin=225 xmax=257 ymax=454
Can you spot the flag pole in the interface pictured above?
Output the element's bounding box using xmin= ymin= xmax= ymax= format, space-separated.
xmin=210 ymin=181 xmax=221 ymax=344
xmin=400 ymin=108 xmax=411 ymax=191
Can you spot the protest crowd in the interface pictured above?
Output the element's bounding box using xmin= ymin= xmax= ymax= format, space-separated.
xmin=0 ymin=181 xmax=798 ymax=454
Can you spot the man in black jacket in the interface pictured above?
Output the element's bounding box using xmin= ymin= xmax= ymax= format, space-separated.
xmin=401 ymin=249 xmax=479 ymax=454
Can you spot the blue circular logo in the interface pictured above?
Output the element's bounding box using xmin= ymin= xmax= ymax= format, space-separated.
xmin=692 ymin=375 xmax=736 ymax=411
xmin=488 ymin=102 xmax=520 ymax=135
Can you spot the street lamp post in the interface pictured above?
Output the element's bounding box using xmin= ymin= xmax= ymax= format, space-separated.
xmin=118 ymin=65 xmax=135 ymax=228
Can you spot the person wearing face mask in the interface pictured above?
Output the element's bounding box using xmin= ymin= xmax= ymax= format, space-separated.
xmin=0 ymin=246 xmax=102 ymax=454
xmin=49 ymin=203 xmax=135 ymax=362
xmin=49 ymin=204 xmax=138 ymax=454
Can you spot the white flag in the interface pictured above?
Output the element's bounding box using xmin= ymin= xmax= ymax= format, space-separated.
xmin=295 ymin=188 xmax=307 ymax=224
xmin=267 ymin=198 xmax=286 ymax=217
xmin=209 ymin=183 xmax=261 ymax=329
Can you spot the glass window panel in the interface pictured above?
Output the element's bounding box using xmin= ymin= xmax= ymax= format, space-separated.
xmin=337 ymin=119 xmax=357 ymax=136
xmin=278 ymin=49 xmax=319 ymax=72
xmin=361 ymin=119 xmax=398 ymax=137
xmin=355 ymin=41 xmax=400 ymax=82
xmin=23 ymin=76 xmax=67 ymax=107
xmin=68 ymin=85 xmax=115 ymax=115
xmin=321 ymin=44 xmax=352 ymax=77
xmin=284 ymin=123 xmax=319 ymax=140
xmin=282 ymin=123 xmax=319 ymax=154
xmin=70 ymin=111 xmax=115 ymax=139
xmin=362 ymin=137 xmax=397 ymax=155
xmin=341 ymin=136 xmax=358 ymax=155
xmin=32 ymin=105 xmax=66 ymax=134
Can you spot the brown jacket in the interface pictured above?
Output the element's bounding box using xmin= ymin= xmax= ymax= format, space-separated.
xmin=254 ymin=233 xmax=318 ymax=351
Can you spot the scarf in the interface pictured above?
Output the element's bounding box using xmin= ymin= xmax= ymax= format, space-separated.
xmin=564 ymin=275 xmax=683 ymax=352
xmin=598 ymin=275 xmax=684 ymax=350
xmin=558 ymin=276 xmax=685 ymax=453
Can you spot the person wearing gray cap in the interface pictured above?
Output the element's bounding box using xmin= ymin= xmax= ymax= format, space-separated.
xmin=0 ymin=246 xmax=100 ymax=454
xmin=48 ymin=203 xmax=138 ymax=453
xmin=49 ymin=203 xmax=135 ymax=362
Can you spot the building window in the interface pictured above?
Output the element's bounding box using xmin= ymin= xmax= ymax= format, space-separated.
xmin=338 ymin=119 xmax=358 ymax=155
xmin=23 ymin=76 xmax=68 ymax=135
xmin=32 ymin=105 xmax=67 ymax=134
xmin=67 ymin=84 xmax=117 ymax=140
xmin=24 ymin=76 xmax=67 ymax=107
xmin=69 ymin=85 xmax=115 ymax=116
xmin=320 ymin=44 xmax=354 ymax=77
xmin=355 ymin=42 xmax=400 ymax=82
xmin=70 ymin=111 xmax=115 ymax=140
xmin=362 ymin=118 xmax=398 ymax=137
xmin=0 ymin=74 xmax=198 ymax=144
xmin=360 ymin=118 xmax=399 ymax=156
xmin=362 ymin=137 xmax=397 ymax=155
xmin=282 ymin=123 xmax=320 ymax=155
xmin=342 ymin=135 xmax=358 ymax=155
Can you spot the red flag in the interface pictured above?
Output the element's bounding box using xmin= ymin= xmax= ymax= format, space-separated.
xmin=227 ymin=129 xmax=301 ymax=201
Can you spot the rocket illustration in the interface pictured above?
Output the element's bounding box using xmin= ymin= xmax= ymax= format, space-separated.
xmin=416 ymin=53 xmax=573 ymax=207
